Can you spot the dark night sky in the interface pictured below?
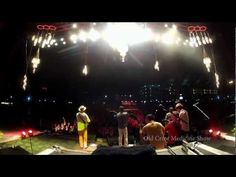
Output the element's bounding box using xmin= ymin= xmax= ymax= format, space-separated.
xmin=0 ymin=23 xmax=235 ymax=98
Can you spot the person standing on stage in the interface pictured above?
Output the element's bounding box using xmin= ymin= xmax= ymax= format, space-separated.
xmin=116 ymin=106 xmax=129 ymax=146
xmin=76 ymin=105 xmax=91 ymax=149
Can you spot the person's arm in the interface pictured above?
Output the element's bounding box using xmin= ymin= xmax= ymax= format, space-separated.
xmin=86 ymin=114 xmax=91 ymax=123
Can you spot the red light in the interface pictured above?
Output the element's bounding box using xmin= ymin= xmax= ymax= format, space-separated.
xmin=22 ymin=131 xmax=26 ymax=136
xmin=21 ymin=131 xmax=27 ymax=138
xmin=209 ymin=129 xmax=213 ymax=133
xmin=28 ymin=130 xmax=33 ymax=136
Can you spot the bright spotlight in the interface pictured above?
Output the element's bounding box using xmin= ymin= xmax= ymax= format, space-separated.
xmin=22 ymin=75 xmax=27 ymax=90
xmin=209 ymin=38 xmax=213 ymax=43
xmin=78 ymin=31 xmax=88 ymax=42
xmin=70 ymin=34 xmax=77 ymax=41
xmin=38 ymin=36 xmax=42 ymax=44
xmin=55 ymin=43 xmax=58 ymax=46
xmin=203 ymin=57 xmax=211 ymax=72
xmin=72 ymin=23 xmax=77 ymax=28
xmin=60 ymin=38 xmax=64 ymax=41
xmin=63 ymin=41 xmax=66 ymax=45
xmin=154 ymin=60 xmax=159 ymax=71
xmin=189 ymin=42 xmax=194 ymax=47
xmin=164 ymin=24 xmax=168 ymax=28
xmin=33 ymin=38 xmax=38 ymax=46
xmin=32 ymin=35 xmax=35 ymax=41
xmin=228 ymin=80 xmax=234 ymax=84
xmin=28 ymin=130 xmax=33 ymax=136
xmin=172 ymin=24 xmax=177 ymax=30
xmin=161 ymin=29 xmax=176 ymax=45
xmin=82 ymin=65 xmax=88 ymax=75
xmin=215 ymin=72 xmax=220 ymax=88
xmin=205 ymin=36 xmax=209 ymax=43
xmin=32 ymin=57 xmax=40 ymax=74
xmin=202 ymin=38 xmax=206 ymax=44
xmin=21 ymin=131 xmax=27 ymax=138
xmin=88 ymin=28 xmax=100 ymax=41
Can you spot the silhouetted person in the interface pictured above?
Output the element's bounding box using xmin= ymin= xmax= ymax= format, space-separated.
xmin=116 ymin=106 xmax=129 ymax=146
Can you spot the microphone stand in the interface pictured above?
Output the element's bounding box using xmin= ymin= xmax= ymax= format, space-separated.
xmin=193 ymin=102 xmax=210 ymax=120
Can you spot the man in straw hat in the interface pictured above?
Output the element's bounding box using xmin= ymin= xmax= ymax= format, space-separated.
xmin=76 ymin=105 xmax=91 ymax=149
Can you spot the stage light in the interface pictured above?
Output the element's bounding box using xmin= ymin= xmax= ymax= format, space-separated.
xmin=164 ymin=24 xmax=168 ymax=28
xmin=189 ymin=42 xmax=194 ymax=47
xmin=215 ymin=72 xmax=220 ymax=88
xmin=47 ymin=45 xmax=51 ymax=48
xmin=47 ymin=34 xmax=52 ymax=42
xmin=70 ymin=34 xmax=77 ymax=41
xmin=82 ymin=65 xmax=88 ymax=75
xmin=26 ymin=96 xmax=32 ymax=102
xmin=216 ymin=131 xmax=221 ymax=136
xmin=161 ymin=29 xmax=176 ymax=45
xmin=55 ymin=43 xmax=58 ymax=46
xmin=209 ymin=38 xmax=213 ymax=43
xmin=203 ymin=57 xmax=211 ymax=72
xmin=32 ymin=35 xmax=35 ymax=41
xmin=102 ymin=23 xmax=153 ymax=59
xmin=42 ymin=40 xmax=46 ymax=48
xmin=21 ymin=131 xmax=27 ymax=138
xmin=60 ymin=38 xmax=64 ymax=41
xmin=88 ymin=28 xmax=100 ymax=41
xmin=50 ymin=40 xmax=54 ymax=45
xmin=78 ymin=31 xmax=88 ymax=42
xmin=33 ymin=38 xmax=38 ymax=46
xmin=28 ymin=130 xmax=33 ymax=136
xmin=202 ymin=38 xmax=206 ymax=44
xmin=38 ymin=36 xmax=42 ymax=44
xmin=32 ymin=48 xmax=40 ymax=73
xmin=22 ymin=75 xmax=27 ymax=90
xmin=63 ymin=41 xmax=66 ymax=45
xmin=72 ymin=23 xmax=77 ymax=28
xmin=196 ymin=35 xmax=200 ymax=41
xmin=154 ymin=60 xmax=159 ymax=71
xmin=172 ymin=24 xmax=177 ymax=30
xmin=209 ymin=129 xmax=213 ymax=133
xmin=205 ymin=36 xmax=209 ymax=44
xmin=228 ymin=80 xmax=234 ymax=84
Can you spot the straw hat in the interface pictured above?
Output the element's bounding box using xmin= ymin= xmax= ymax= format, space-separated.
xmin=78 ymin=105 xmax=87 ymax=112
